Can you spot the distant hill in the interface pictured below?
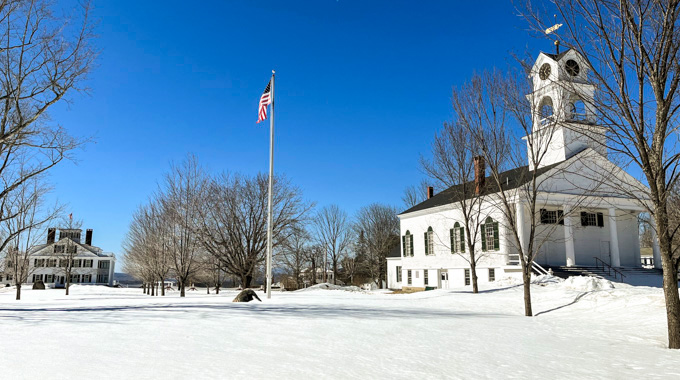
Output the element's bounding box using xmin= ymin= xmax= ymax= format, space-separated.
xmin=115 ymin=272 xmax=142 ymax=286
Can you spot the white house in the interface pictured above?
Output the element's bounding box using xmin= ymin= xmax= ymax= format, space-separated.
xmin=0 ymin=227 xmax=116 ymax=287
xmin=388 ymin=49 xmax=660 ymax=290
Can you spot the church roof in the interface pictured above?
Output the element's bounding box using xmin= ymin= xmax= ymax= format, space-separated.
xmin=399 ymin=161 xmax=563 ymax=216
xmin=542 ymin=50 xmax=571 ymax=61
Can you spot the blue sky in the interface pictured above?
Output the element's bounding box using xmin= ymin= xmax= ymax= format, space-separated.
xmin=46 ymin=1 xmax=552 ymax=258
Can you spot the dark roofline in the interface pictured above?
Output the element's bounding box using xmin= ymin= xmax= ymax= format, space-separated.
xmin=399 ymin=160 xmax=566 ymax=216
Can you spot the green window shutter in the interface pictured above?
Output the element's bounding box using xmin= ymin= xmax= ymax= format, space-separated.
xmin=402 ymin=236 xmax=406 ymax=256
xmin=493 ymin=222 xmax=500 ymax=250
xmin=481 ymin=224 xmax=487 ymax=251
xmin=409 ymin=236 xmax=414 ymax=256
xmin=450 ymin=229 xmax=455 ymax=253
xmin=424 ymin=232 xmax=429 ymax=255
xmin=460 ymin=227 xmax=465 ymax=253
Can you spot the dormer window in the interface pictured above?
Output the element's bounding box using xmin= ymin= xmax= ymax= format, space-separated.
xmin=54 ymin=245 xmax=64 ymax=253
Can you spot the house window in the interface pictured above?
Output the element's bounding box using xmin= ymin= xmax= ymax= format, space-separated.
xmin=54 ymin=245 xmax=64 ymax=253
xmin=581 ymin=211 xmax=604 ymax=227
xmin=83 ymin=260 xmax=93 ymax=268
xmin=59 ymin=259 xmax=69 ymax=267
xmin=396 ymin=266 xmax=402 ymax=282
xmin=32 ymin=274 xmax=43 ymax=283
xmin=481 ymin=217 xmax=500 ymax=251
xmin=71 ymin=274 xmax=80 ymax=283
xmin=464 ymin=269 xmax=471 ymax=286
xmin=450 ymin=223 xmax=465 ymax=253
xmin=489 ymin=268 xmax=496 ymax=282
xmin=98 ymin=261 xmax=110 ymax=269
xmin=6 ymin=274 xmax=13 ymax=281
xmin=45 ymin=274 xmax=54 ymax=283
xmin=407 ymin=270 xmax=412 ymax=285
xmin=424 ymin=270 xmax=429 ymax=286
xmin=67 ymin=245 xmax=77 ymax=254
xmin=34 ymin=259 xmax=45 ymax=267
xmin=73 ymin=259 xmax=82 ymax=268
xmin=402 ymin=231 xmax=414 ymax=257
xmin=424 ymin=227 xmax=434 ymax=255
xmin=47 ymin=259 xmax=56 ymax=267
xmin=540 ymin=209 xmax=564 ymax=225
xmin=82 ymin=274 xmax=92 ymax=283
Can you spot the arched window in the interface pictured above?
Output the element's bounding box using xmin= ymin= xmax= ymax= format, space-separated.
xmin=481 ymin=217 xmax=500 ymax=252
xmin=450 ymin=222 xmax=465 ymax=254
xmin=424 ymin=227 xmax=434 ymax=255
xmin=568 ymin=99 xmax=587 ymax=121
xmin=402 ymin=230 xmax=413 ymax=257
xmin=539 ymin=96 xmax=554 ymax=125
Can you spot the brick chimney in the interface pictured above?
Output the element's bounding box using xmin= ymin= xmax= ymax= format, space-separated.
xmin=47 ymin=228 xmax=56 ymax=244
xmin=474 ymin=156 xmax=486 ymax=195
xmin=85 ymin=229 xmax=93 ymax=245
xmin=427 ymin=186 xmax=434 ymax=199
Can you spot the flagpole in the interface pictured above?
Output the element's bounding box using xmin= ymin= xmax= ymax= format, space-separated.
xmin=266 ymin=70 xmax=275 ymax=299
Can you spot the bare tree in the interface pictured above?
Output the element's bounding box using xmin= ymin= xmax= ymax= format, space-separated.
xmin=355 ymin=203 xmax=400 ymax=289
xmin=197 ymin=172 xmax=311 ymax=288
xmin=160 ymin=156 xmax=206 ymax=297
xmin=313 ymin=205 xmax=352 ymax=285
xmin=304 ymin=244 xmax=324 ymax=286
xmin=521 ymin=0 xmax=680 ymax=349
xmin=0 ymin=174 xmax=58 ymax=299
xmin=421 ymin=116 xmax=487 ymax=293
xmin=402 ymin=180 xmax=429 ymax=209
xmin=0 ymin=1 xmax=93 ymax=230
xmin=278 ymin=227 xmax=310 ymax=289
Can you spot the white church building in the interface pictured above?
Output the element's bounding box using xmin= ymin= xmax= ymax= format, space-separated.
xmin=388 ymin=49 xmax=659 ymax=291
xmin=0 ymin=227 xmax=116 ymax=287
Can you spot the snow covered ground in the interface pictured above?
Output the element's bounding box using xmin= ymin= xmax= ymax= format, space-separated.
xmin=0 ymin=277 xmax=679 ymax=379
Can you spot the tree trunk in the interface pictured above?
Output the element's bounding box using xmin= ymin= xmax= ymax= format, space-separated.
xmin=244 ymin=274 xmax=253 ymax=288
xmin=470 ymin=258 xmax=479 ymax=294
xmin=15 ymin=283 xmax=21 ymax=300
xmin=523 ymin=264 xmax=533 ymax=317
xmin=151 ymin=282 xmax=155 ymax=296
xmin=206 ymin=285 xmax=210 ymax=294
xmin=143 ymin=283 xmax=146 ymax=294
xmin=65 ymin=275 xmax=70 ymax=296
xmin=180 ymin=279 xmax=186 ymax=297
xmin=161 ymin=278 xmax=165 ymax=296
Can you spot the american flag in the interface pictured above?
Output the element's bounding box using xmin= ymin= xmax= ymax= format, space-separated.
xmin=257 ymin=79 xmax=272 ymax=123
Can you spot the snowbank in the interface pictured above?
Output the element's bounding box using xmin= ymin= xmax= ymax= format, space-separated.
xmin=297 ymin=283 xmax=363 ymax=292
xmin=559 ymin=276 xmax=615 ymax=292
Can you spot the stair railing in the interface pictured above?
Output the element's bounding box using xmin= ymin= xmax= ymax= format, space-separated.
xmin=531 ymin=261 xmax=550 ymax=276
xmin=593 ymin=257 xmax=626 ymax=282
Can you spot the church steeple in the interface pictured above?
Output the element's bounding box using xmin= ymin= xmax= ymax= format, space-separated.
xmin=525 ymin=48 xmax=607 ymax=170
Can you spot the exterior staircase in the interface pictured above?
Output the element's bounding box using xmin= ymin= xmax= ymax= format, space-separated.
xmin=544 ymin=265 xmax=624 ymax=282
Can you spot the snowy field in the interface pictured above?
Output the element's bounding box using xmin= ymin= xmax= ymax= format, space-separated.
xmin=1 ymin=277 xmax=679 ymax=379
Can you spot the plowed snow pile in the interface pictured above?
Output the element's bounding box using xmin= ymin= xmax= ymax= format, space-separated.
xmin=559 ymin=276 xmax=615 ymax=291
xmin=296 ymin=283 xmax=363 ymax=292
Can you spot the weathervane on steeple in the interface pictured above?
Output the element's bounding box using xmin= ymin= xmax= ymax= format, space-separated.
xmin=545 ymin=15 xmax=563 ymax=54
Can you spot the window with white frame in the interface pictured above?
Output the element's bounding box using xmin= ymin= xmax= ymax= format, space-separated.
xmin=98 ymin=261 xmax=110 ymax=269
xmin=47 ymin=259 xmax=56 ymax=267
xmin=424 ymin=270 xmax=429 ymax=285
xmin=407 ymin=270 xmax=412 ymax=285
xmin=32 ymin=274 xmax=43 ymax=283
xmin=580 ymin=211 xmax=604 ymax=227
xmin=540 ymin=209 xmax=564 ymax=225
xmin=402 ymin=231 xmax=413 ymax=257
xmin=464 ymin=269 xmax=471 ymax=286
xmin=82 ymin=274 xmax=92 ymax=283
xmin=45 ymin=274 xmax=54 ymax=283
xmin=425 ymin=227 xmax=434 ymax=255
xmin=396 ymin=266 xmax=402 ymax=282
xmin=54 ymin=245 xmax=64 ymax=253
xmin=481 ymin=217 xmax=500 ymax=251
xmin=489 ymin=268 xmax=495 ymax=282
xmin=451 ymin=222 xmax=465 ymax=253
xmin=83 ymin=260 xmax=93 ymax=268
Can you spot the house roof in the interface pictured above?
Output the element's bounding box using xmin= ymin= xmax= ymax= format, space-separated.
xmin=399 ymin=161 xmax=563 ymax=216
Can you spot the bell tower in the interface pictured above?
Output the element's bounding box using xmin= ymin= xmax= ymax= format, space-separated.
xmin=525 ymin=49 xmax=607 ymax=170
